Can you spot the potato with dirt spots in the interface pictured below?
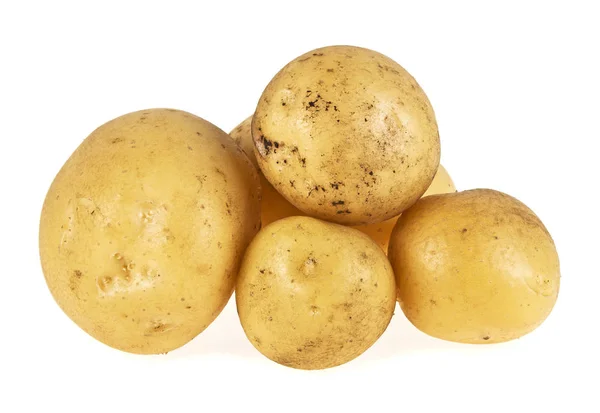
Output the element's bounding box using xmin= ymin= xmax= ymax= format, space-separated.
xmin=253 ymin=45 xmax=440 ymax=225
xmin=236 ymin=216 xmax=396 ymax=370
xmin=230 ymin=116 xmax=304 ymax=227
xmin=232 ymin=116 xmax=453 ymax=239
xmin=354 ymin=164 xmax=456 ymax=252
xmin=388 ymin=189 xmax=560 ymax=344
xmin=39 ymin=108 xmax=261 ymax=354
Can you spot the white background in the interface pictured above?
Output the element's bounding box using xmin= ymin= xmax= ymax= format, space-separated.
xmin=1 ymin=1 xmax=598 ymax=412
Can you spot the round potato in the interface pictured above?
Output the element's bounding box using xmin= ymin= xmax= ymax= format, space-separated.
xmin=353 ymin=164 xmax=456 ymax=252
xmin=230 ymin=115 xmax=454 ymax=250
xmin=230 ymin=116 xmax=304 ymax=227
xmin=388 ymin=189 xmax=560 ymax=344
xmin=253 ymin=45 xmax=440 ymax=225
xmin=39 ymin=109 xmax=261 ymax=354
xmin=236 ymin=216 xmax=396 ymax=369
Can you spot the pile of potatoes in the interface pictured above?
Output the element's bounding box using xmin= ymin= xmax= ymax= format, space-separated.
xmin=39 ymin=45 xmax=560 ymax=369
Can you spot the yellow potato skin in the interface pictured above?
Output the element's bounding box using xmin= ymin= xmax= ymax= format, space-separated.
xmin=388 ymin=189 xmax=560 ymax=344
xmin=230 ymin=116 xmax=304 ymax=227
xmin=39 ymin=109 xmax=261 ymax=354
xmin=231 ymin=115 xmax=453 ymax=249
xmin=236 ymin=216 xmax=396 ymax=370
xmin=253 ymin=45 xmax=440 ymax=225
xmin=353 ymin=164 xmax=456 ymax=252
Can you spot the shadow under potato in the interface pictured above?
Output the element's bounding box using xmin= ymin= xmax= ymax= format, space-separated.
xmin=165 ymin=296 xmax=259 ymax=359
xmin=166 ymin=299 xmax=460 ymax=363
xmin=358 ymin=305 xmax=462 ymax=362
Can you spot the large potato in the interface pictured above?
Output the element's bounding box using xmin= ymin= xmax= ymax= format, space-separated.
xmin=39 ymin=109 xmax=261 ymax=354
xmin=353 ymin=164 xmax=456 ymax=252
xmin=388 ymin=189 xmax=560 ymax=344
xmin=236 ymin=216 xmax=396 ymax=369
xmin=253 ymin=45 xmax=440 ymax=225
xmin=230 ymin=116 xmax=303 ymax=227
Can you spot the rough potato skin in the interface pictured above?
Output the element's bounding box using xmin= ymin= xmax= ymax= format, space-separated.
xmin=236 ymin=216 xmax=396 ymax=370
xmin=232 ymin=116 xmax=453 ymax=248
xmin=39 ymin=109 xmax=261 ymax=354
xmin=388 ymin=189 xmax=560 ymax=344
xmin=253 ymin=45 xmax=441 ymax=225
xmin=353 ymin=164 xmax=456 ymax=253
xmin=230 ymin=116 xmax=304 ymax=227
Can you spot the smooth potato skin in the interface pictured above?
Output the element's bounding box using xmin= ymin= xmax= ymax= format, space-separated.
xmin=353 ymin=164 xmax=456 ymax=252
xmin=253 ymin=45 xmax=440 ymax=225
xmin=230 ymin=116 xmax=304 ymax=227
xmin=39 ymin=109 xmax=261 ymax=354
xmin=236 ymin=216 xmax=396 ymax=370
xmin=388 ymin=189 xmax=560 ymax=344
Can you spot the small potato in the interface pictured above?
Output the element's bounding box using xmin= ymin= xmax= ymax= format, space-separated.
xmin=388 ymin=189 xmax=560 ymax=344
xmin=39 ymin=109 xmax=261 ymax=354
xmin=353 ymin=164 xmax=456 ymax=252
xmin=236 ymin=216 xmax=396 ymax=369
xmin=230 ymin=116 xmax=303 ymax=227
xmin=253 ymin=45 xmax=440 ymax=225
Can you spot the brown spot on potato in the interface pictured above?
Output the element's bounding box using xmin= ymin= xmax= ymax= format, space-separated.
xmin=69 ymin=270 xmax=83 ymax=293
xmin=195 ymin=175 xmax=206 ymax=186
xmin=97 ymin=276 xmax=113 ymax=293
xmin=256 ymin=134 xmax=274 ymax=157
xmin=215 ymin=168 xmax=227 ymax=182
xmin=300 ymin=256 xmax=317 ymax=276
xmin=144 ymin=321 xmax=174 ymax=336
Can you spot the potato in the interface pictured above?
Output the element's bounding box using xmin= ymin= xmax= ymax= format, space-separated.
xmin=39 ymin=109 xmax=261 ymax=354
xmin=253 ymin=45 xmax=440 ymax=225
xmin=230 ymin=116 xmax=303 ymax=227
xmin=231 ymin=115 xmax=454 ymax=250
xmin=236 ymin=216 xmax=396 ymax=369
xmin=353 ymin=164 xmax=456 ymax=252
xmin=388 ymin=189 xmax=560 ymax=344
